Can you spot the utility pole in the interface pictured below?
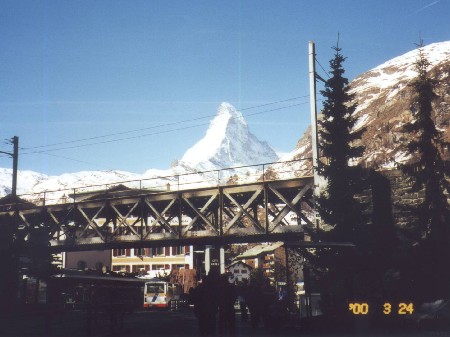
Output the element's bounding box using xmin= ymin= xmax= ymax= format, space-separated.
xmin=0 ymin=136 xmax=19 ymax=196
xmin=309 ymin=41 xmax=325 ymax=229
xmin=12 ymin=136 xmax=19 ymax=197
xmin=308 ymin=41 xmax=319 ymax=197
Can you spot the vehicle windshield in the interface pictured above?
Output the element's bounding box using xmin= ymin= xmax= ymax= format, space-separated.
xmin=146 ymin=283 xmax=165 ymax=293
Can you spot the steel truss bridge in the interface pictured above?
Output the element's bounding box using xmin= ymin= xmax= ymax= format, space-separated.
xmin=0 ymin=177 xmax=314 ymax=253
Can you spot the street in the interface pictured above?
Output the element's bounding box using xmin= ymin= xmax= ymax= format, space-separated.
xmin=1 ymin=306 xmax=449 ymax=337
xmin=2 ymin=306 xmax=282 ymax=337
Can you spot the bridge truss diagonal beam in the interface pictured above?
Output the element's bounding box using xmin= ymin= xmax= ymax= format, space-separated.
xmin=0 ymin=177 xmax=314 ymax=252
xmin=269 ymin=181 xmax=313 ymax=231
xmin=144 ymin=198 xmax=178 ymax=238
xmin=223 ymin=188 xmax=264 ymax=234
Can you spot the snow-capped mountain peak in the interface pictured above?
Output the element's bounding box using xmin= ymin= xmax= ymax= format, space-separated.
xmin=180 ymin=102 xmax=278 ymax=171
xmin=0 ymin=102 xmax=279 ymax=200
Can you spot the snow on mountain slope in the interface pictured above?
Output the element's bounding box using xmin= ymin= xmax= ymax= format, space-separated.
xmin=6 ymin=38 xmax=447 ymax=202
xmin=0 ymin=168 xmax=48 ymax=196
xmin=351 ymin=41 xmax=450 ymax=113
xmin=143 ymin=102 xmax=280 ymax=187
xmin=0 ymin=102 xmax=279 ymax=201
xmin=0 ymin=169 xmax=142 ymax=204
xmin=351 ymin=41 xmax=450 ymax=168
xmin=276 ymin=40 xmax=450 ymax=175
xmin=180 ymin=102 xmax=278 ymax=172
xmin=31 ymin=170 xmax=141 ymax=194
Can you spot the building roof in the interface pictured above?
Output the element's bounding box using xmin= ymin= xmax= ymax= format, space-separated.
xmin=0 ymin=194 xmax=36 ymax=211
xmin=235 ymin=241 xmax=284 ymax=260
xmin=226 ymin=260 xmax=253 ymax=270
xmin=69 ymin=184 xmax=158 ymax=202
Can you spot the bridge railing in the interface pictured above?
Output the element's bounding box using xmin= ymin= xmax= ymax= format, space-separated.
xmin=7 ymin=158 xmax=312 ymax=207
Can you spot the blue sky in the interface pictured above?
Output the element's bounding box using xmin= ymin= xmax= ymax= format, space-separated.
xmin=1 ymin=0 xmax=449 ymax=175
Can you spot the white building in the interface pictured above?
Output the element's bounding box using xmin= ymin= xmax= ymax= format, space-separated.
xmin=226 ymin=261 xmax=253 ymax=284
xmin=234 ymin=242 xmax=285 ymax=282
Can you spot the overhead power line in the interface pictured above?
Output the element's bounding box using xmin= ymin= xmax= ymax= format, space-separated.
xmin=315 ymin=56 xmax=331 ymax=81
xmin=21 ymin=95 xmax=310 ymax=151
xmin=21 ymin=100 xmax=312 ymax=156
xmin=42 ymin=152 xmax=109 ymax=170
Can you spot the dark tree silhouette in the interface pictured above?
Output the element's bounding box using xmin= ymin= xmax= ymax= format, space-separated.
xmin=400 ymin=43 xmax=450 ymax=300
xmin=306 ymin=43 xmax=367 ymax=325
xmin=316 ymin=44 xmax=366 ymax=240
xmin=401 ymin=45 xmax=450 ymax=245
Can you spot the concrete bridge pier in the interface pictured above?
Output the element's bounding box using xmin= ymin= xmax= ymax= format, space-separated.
xmin=204 ymin=245 xmax=225 ymax=276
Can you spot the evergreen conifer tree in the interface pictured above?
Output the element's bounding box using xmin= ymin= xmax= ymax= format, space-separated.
xmin=316 ymin=44 xmax=365 ymax=240
xmin=401 ymin=45 xmax=450 ymax=244
xmin=400 ymin=44 xmax=450 ymax=300
xmin=307 ymin=43 xmax=367 ymax=324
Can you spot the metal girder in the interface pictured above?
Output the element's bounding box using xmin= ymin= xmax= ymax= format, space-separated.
xmin=223 ymin=188 xmax=264 ymax=233
xmin=268 ymin=181 xmax=313 ymax=231
xmin=47 ymin=208 xmax=74 ymax=240
xmin=182 ymin=192 xmax=218 ymax=235
xmin=77 ymin=206 xmax=107 ymax=241
xmin=144 ymin=198 xmax=178 ymax=238
xmin=0 ymin=177 xmax=313 ymax=252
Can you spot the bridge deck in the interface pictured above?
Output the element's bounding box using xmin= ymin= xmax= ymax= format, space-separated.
xmin=0 ymin=177 xmax=314 ymax=252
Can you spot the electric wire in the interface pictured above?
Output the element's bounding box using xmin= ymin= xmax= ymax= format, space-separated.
xmin=21 ymin=95 xmax=311 ymax=151
xmin=21 ymin=100 xmax=312 ymax=156
xmin=42 ymin=152 xmax=109 ymax=170
xmin=315 ymin=56 xmax=331 ymax=80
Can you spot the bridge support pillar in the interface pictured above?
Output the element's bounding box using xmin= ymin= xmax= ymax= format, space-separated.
xmin=220 ymin=247 xmax=225 ymax=274
xmin=205 ymin=245 xmax=223 ymax=276
xmin=205 ymin=245 xmax=212 ymax=275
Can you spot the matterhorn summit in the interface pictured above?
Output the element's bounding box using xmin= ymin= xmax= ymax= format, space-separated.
xmin=0 ymin=102 xmax=279 ymax=198
xmin=179 ymin=102 xmax=278 ymax=172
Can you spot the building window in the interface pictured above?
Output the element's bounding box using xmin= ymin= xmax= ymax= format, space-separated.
xmin=241 ymin=270 xmax=248 ymax=274
xmin=135 ymin=248 xmax=145 ymax=256
xmin=119 ymin=249 xmax=127 ymax=256
xmin=113 ymin=265 xmax=129 ymax=272
xmin=154 ymin=247 xmax=164 ymax=256
xmin=152 ymin=264 xmax=165 ymax=271
xmin=132 ymin=265 xmax=146 ymax=273
xmin=173 ymin=246 xmax=184 ymax=255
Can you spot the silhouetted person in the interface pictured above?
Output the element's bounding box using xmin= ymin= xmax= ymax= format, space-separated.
xmin=237 ymin=280 xmax=249 ymax=322
xmin=246 ymin=283 xmax=263 ymax=328
xmin=260 ymin=279 xmax=277 ymax=329
xmin=192 ymin=273 xmax=219 ymax=337
xmin=218 ymin=274 xmax=237 ymax=336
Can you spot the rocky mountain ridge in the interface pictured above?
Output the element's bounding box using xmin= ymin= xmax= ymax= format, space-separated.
xmin=178 ymin=102 xmax=278 ymax=172
xmin=1 ymin=41 xmax=449 ymax=201
xmin=278 ymin=40 xmax=450 ymax=176
xmin=0 ymin=102 xmax=278 ymax=200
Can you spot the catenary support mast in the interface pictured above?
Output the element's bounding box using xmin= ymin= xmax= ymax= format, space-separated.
xmin=12 ymin=136 xmax=19 ymax=197
xmin=0 ymin=136 xmax=19 ymax=196
xmin=309 ymin=41 xmax=322 ymax=229
xmin=309 ymin=41 xmax=319 ymax=197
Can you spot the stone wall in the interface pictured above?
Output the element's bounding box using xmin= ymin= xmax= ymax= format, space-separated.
xmin=360 ymin=169 xmax=449 ymax=229
xmin=378 ymin=169 xmax=424 ymax=228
